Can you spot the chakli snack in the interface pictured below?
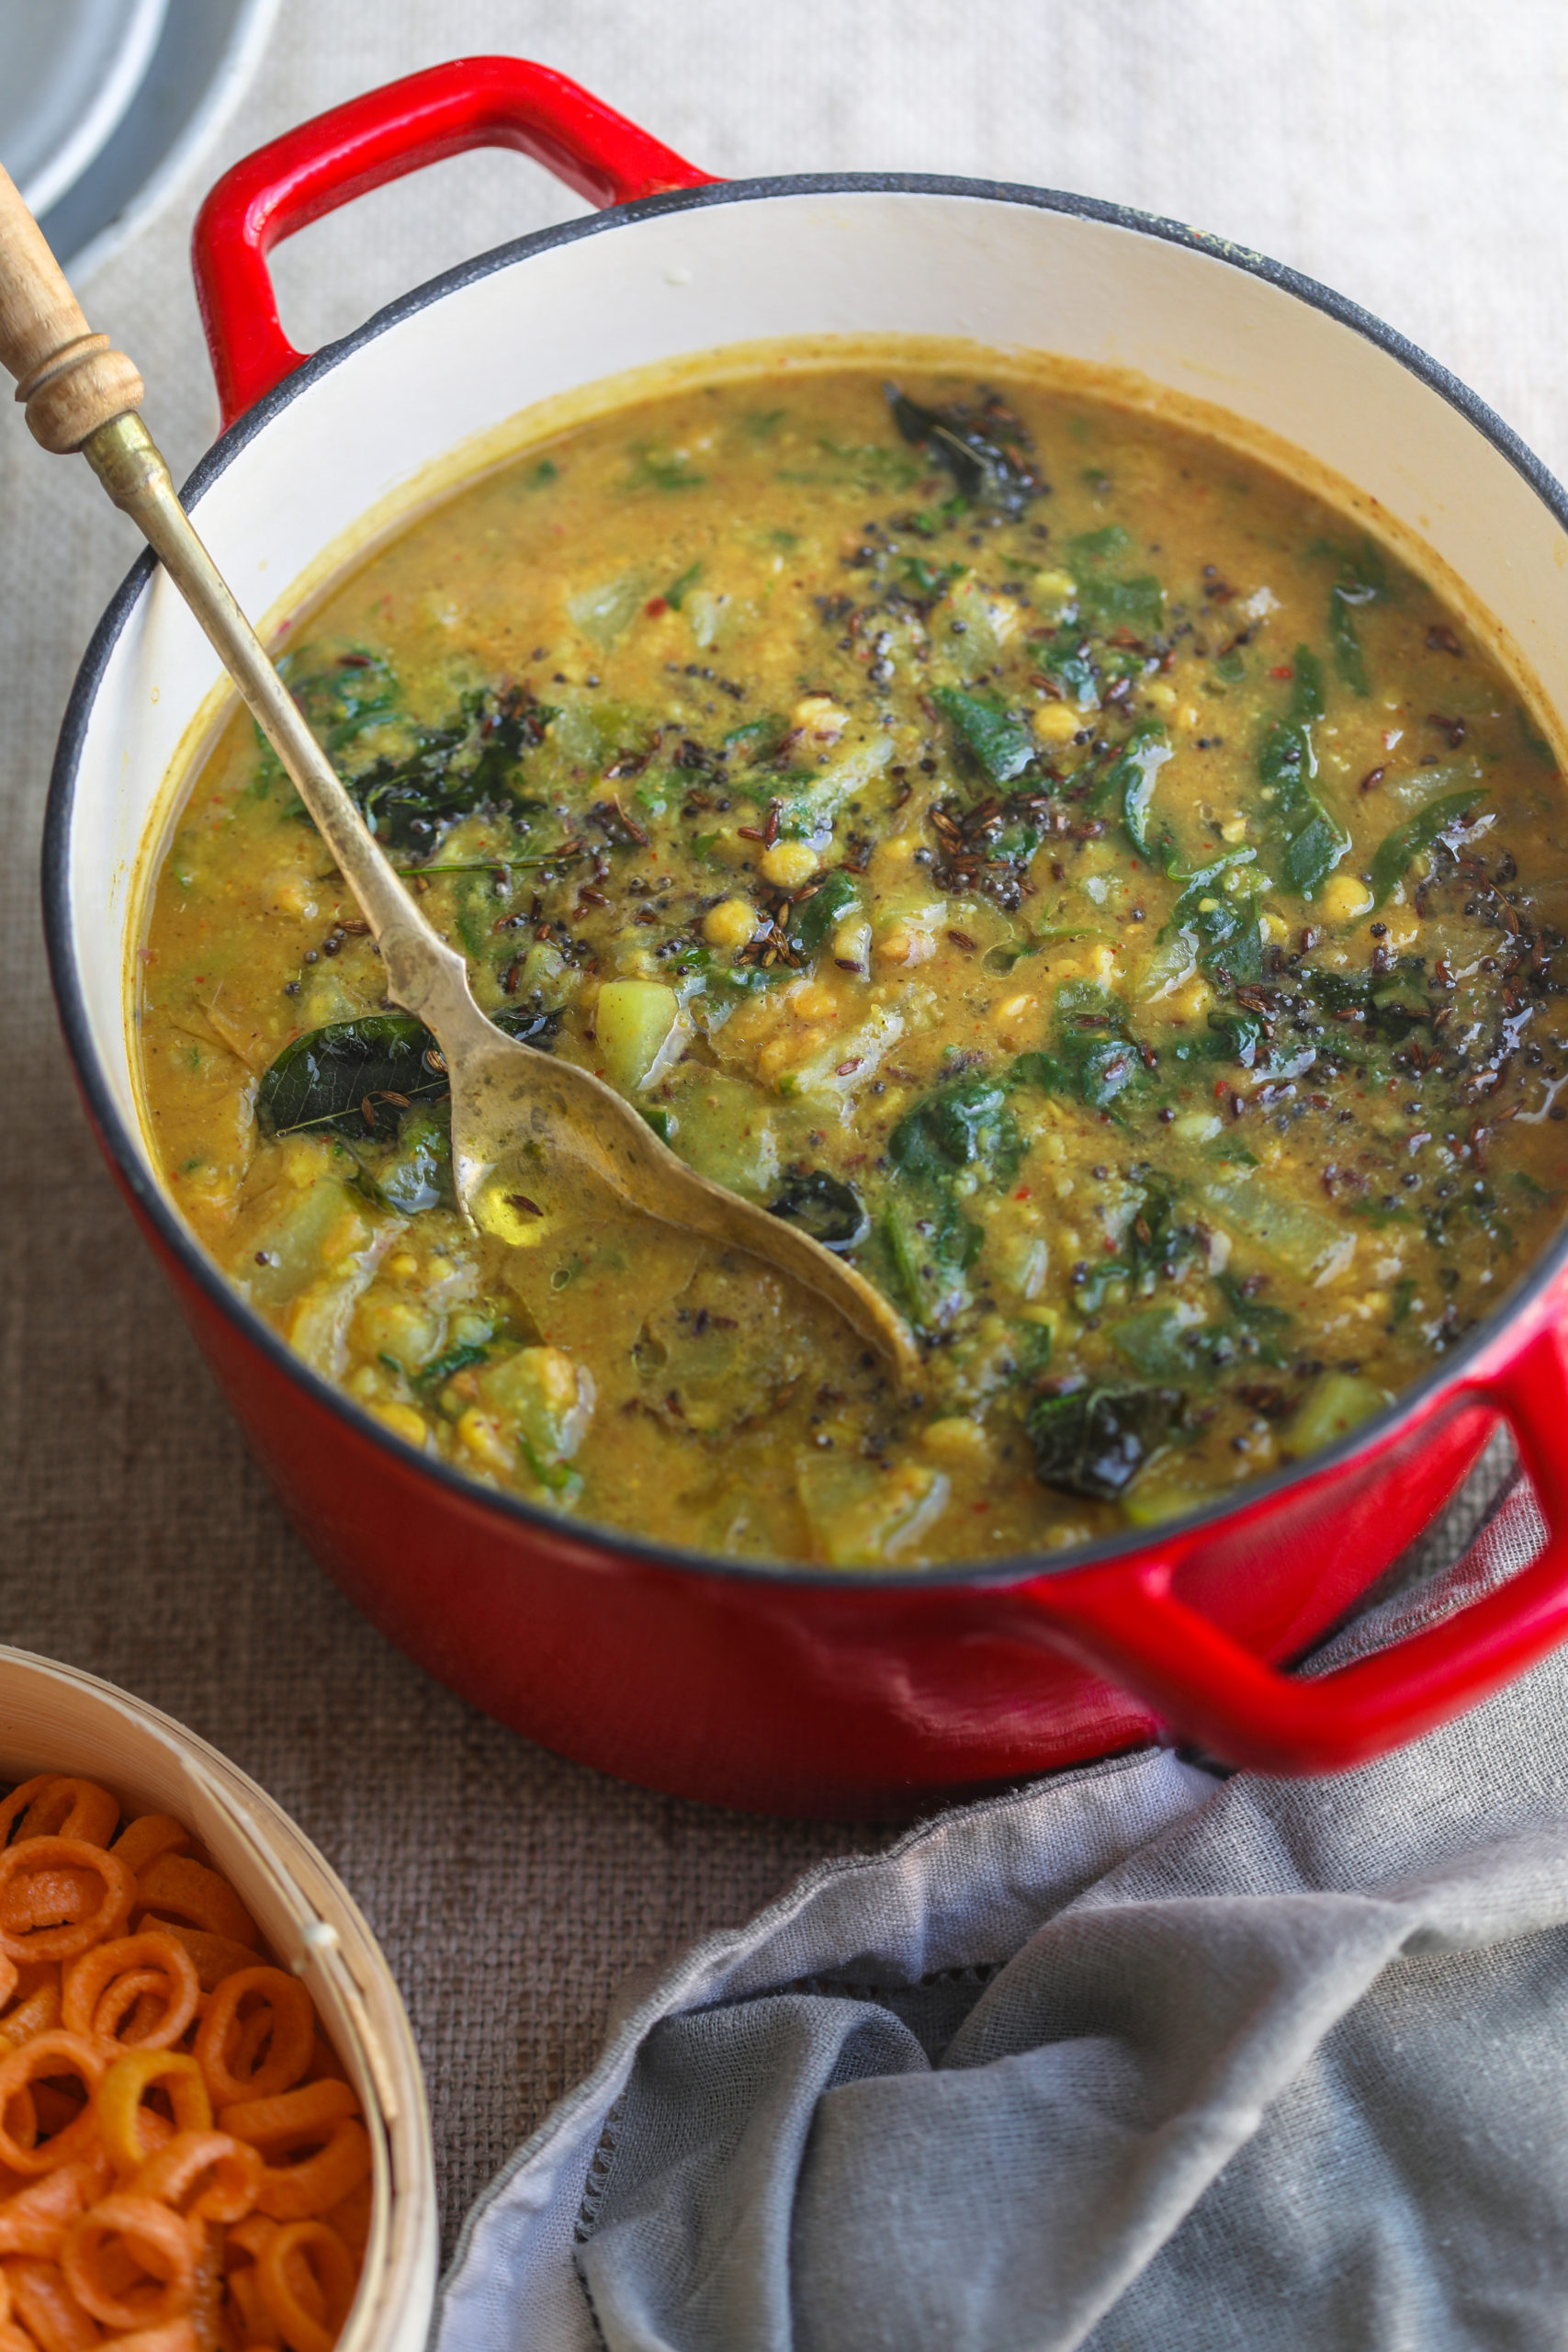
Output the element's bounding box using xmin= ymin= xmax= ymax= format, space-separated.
xmin=0 ymin=1775 xmax=370 ymax=2350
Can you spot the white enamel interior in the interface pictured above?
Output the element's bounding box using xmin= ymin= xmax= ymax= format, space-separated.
xmin=61 ymin=185 xmax=1568 ymax=1187
xmin=0 ymin=1647 xmax=436 ymax=2352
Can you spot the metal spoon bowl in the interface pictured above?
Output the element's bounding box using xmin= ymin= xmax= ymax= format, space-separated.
xmin=0 ymin=164 xmax=918 ymax=1386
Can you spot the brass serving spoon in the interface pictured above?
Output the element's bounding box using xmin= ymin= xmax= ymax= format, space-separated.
xmin=0 ymin=167 xmax=919 ymax=1385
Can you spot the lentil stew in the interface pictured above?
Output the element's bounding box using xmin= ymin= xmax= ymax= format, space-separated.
xmin=135 ymin=356 xmax=1568 ymax=1566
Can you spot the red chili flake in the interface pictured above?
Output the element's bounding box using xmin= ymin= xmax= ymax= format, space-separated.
xmin=1269 ymin=663 xmax=1293 ymax=680
xmin=1013 ymin=1186 xmax=1031 ymax=1201
xmin=644 ymin=596 xmax=669 ymax=617
xmin=1214 ymin=1080 xmax=1229 ymax=1099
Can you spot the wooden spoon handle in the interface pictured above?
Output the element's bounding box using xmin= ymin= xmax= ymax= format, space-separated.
xmin=0 ymin=164 xmax=143 ymax=450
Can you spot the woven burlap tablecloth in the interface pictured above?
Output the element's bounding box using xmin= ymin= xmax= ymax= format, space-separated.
xmin=2 ymin=0 xmax=1566 ymax=2255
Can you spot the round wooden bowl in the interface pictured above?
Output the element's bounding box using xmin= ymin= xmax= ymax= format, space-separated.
xmin=0 ymin=1645 xmax=437 ymax=2352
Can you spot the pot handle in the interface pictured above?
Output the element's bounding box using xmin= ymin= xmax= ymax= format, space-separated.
xmin=1030 ymin=1317 xmax=1568 ymax=1775
xmin=191 ymin=57 xmax=717 ymax=429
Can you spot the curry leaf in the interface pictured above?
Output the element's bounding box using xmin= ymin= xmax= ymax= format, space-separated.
xmin=770 ymin=1170 xmax=869 ymax=1252
xmin=886 ymin=386 xmax=1044 ymax=515
xmin=259 ymin=1006 xmax=559 ymax=1139
xmin=1027 ymin=1385 xmax=1181 ymax=1501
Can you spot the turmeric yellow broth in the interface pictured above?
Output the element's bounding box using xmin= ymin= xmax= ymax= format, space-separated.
xmin=136 ymin=360 xmax=1568 ymax=1566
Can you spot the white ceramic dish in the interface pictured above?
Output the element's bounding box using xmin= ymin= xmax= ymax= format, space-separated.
xmin=0 ymin=0 xmax=168 ymax=220
xmin=28 ymin=0 xmax=280 ymax=278
xmin=0 ymin=1645 xmax=437 ymax=2352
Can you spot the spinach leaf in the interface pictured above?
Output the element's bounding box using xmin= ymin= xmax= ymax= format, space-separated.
xmin=1066 ymin=525 xmax=1132 ymax=563
xmin=1213 ymin=1271 xmax=1293 ymax=1366
xmin=414 ymin=1342 xmax=491 ymax=1394
xmin=1110 ymin=719 xmax=1175 ymax=865
xmin=1168 ymin=852 xmax=1265 ymax=986
xmin=1033 ymin=628 xmax=1099 ymax=709
xmin=1016 ymin=981 xmax=1148 ymax=1114
xmin=1027 ymin=1384 xmax=1181 ymax=1501
xmin=1517 ymin=704 xmax=1556 ymax=767
xmin=1369 ymin=786 xmax=1484 ymax=905
xmin=1328 ymin=583 xmax=1371 ymax=695
xmin=770 ymin=1170 xmax=869 ymax=1252
xmin=1077 ymin=573 xmax=1165 ymax=636
xmin=1108 ymin=1308 xmax=1212 ymax=1380
xmin=880 ymin=1197 xmax=980 ymax=1331
xmin=883 ymin=1073 xmax=1020 ymax=1328
xmin=723 ymin=712 xmax=790 ymax=761
xmin=1257 ymin=712 xmax=1350 ymax=898
xmin=786 ymin=868 xmax=859 ymax=956
xmin=628 ymin=446 xmax=706 ymax=492
xmin=932 ymin=685 xmax=1034 ymax=786
xmin=259 ymin=1005 xmax=558 ymax=1139
xmin=1288 ymin=644 xmax=1325 ymax=723
xmin=886 ymin=385 xmax=1044 ymax=515
xmin=663 ymin=561 xmax=702 ymax=609
xmin=1322 ymin=546 xmax=1388 ymax=698
xmin=356 ymin=1107 xmax=453 ymax=1214
xmin=350 ymin=684 xmax=556 ymax=856
xmin=889 ymin=1076 xmax=1022 ymax=1188
xmin=1062 ymin=1170 xmax=1203 ymax=1315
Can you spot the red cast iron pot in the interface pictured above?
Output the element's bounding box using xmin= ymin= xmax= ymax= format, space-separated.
xmin=42 ymin=58 xmax=1568 ymax=1816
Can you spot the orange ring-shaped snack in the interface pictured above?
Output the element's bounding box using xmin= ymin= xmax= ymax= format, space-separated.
xmin=256 ymin=2220 xmax=356 ymax=2352
xmin=0 ymin=2033 xmax=105 ymax=2176
xmin=0 ymin=2154 xmax=111 ymax=2258
xmin=0 ymin=1867 xmax=101 ymax=1938
xmin=17 ymin=1782 xmax=119 ymax=1851
xmin=0 ymin=1840 xmax=135 ymax=1967
xmin=225 ymin=2256 xmax=280 ymax=2348
xmin=108 ymin=1817 xmax=192 ymax=1881
xmin=244 ymin=2122 xmax=370 ymax=2225
xmin=130 ymin=2131 xmax=261 ymax=2225
xmin=62 ymin=1933 xmax=201 ymax=2055
xmin=135 ymin=1857 xmax=257 ymax=1951
xmin=195 ymin=1970 xmax=315 ymax=2108
xmin=0 ymin=1980 xmax=55 ymax=2059
xmin=140 ymin=1917 xmax=260 ymax=1996
xmin=323 ymin=2175 xmax=372 ymax=2263
xmin=103 ymin=2322 xmax=200 ymax=2352
xmin=4 ymin=2252 xmax=101 ymax=2349
xmin=97 ymin=2052 xmax=212 ymax=2177
xmin=0 ymin=1780 xmax=61 ymax=1847
xmin=218 ymin=2080 xmax=358 ymax=2156
xmin=62 ymin=2191 xmax=198 ymax=2330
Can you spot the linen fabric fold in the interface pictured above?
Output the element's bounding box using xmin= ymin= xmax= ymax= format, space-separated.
xmin=435 ymin=1470 xmax=1568 ymax=2351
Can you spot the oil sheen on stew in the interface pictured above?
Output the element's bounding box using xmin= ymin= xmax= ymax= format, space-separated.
xmin=136 ymin=362 xmax=1568 ymax=1567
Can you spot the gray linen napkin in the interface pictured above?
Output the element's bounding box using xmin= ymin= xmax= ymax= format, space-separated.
xmin=434 ymin=1464 xmax=1568 ymax=2351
